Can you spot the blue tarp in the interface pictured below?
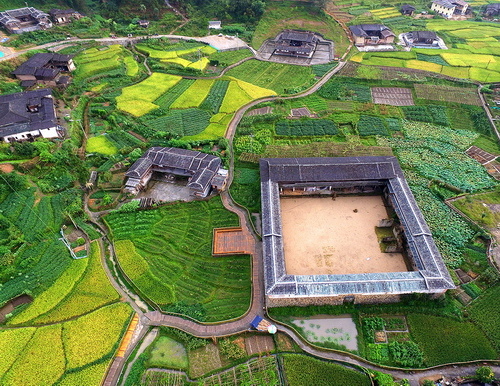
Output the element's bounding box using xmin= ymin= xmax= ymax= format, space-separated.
xmin=250 ymin=315 xmax=263 ymax=329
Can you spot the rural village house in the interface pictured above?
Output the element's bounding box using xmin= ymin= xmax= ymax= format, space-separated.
xmin=124 ymin=147 xmax=227 ymax=197
xmin=12 ymin=53 xmax=76 ymax=88
xmin=349 ymin=24 xmax=396 ymax=47
xmin=400 ymin=4 xmax=416 ymax=16
xmin=0 ymin=7 xmax=52 ymax=34
xmin=484 ymin=3 xmax=500 ymax=17
xmin=273 ymin=30 xmax=318 ymax=58
xmin=403 ymin=31 xmax=440 ymax=47
xmin=430 ymin=0 xmax=469 ymax=18
xmin=49 ymin=9 xmax=83 ymax=24
xmin=0 ymin=89 xmax=63 ymax=143
xmin=208 ymin=20 xmax=222 ymax=29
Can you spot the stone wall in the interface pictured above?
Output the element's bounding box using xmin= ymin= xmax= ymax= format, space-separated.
xmin=266 ymin=293 xmax=402 ymax=308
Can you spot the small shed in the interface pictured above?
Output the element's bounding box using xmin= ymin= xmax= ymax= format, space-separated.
xmin=400 ymin=4 xmax=416 ymax=15
xmin=250 ymin=315 xmax=277 ymax=334
xmin=209 ymin=20 xmax=222 ymax=29
xmin=137 ymin=20 xmax=149 ymax=28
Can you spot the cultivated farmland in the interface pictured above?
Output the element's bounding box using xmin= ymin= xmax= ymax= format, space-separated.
xmin=226 ymin=60 xmax=315 ymax=94
xmin=105 ymin=198 xmax=252 ymax=321
xmin=0 ymin=303 xmax=132 ymax=385
xmin=116 ymin=73 xmax=181 ymax=116
xmin=351 ymin=20 xmax=500 ymax=82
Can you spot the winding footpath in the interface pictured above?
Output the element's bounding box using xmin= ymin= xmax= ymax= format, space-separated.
xmin=3 ymin=31 xmax=497 ymax=385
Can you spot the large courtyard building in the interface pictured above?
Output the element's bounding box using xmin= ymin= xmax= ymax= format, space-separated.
xmin=260 ymin=157 xmax=454 ymax=307
xmin=0 ymin=7 xmax=52 ymax=34
xmin=124 ymin=147 xmax=227 ymax=197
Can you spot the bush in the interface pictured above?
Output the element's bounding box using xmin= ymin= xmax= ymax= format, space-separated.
xmin=218 ymin=338 xmax=246 ymax=360
xmin=388 ymin=341 xmax=424 ymax=367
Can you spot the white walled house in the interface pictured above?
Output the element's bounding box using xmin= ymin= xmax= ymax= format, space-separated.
xmin=0 ymin=89 xmax=63 ymax=143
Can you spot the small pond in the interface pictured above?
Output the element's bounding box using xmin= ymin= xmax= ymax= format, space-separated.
xmin=291 ymin=314 xmax=358 ymax=351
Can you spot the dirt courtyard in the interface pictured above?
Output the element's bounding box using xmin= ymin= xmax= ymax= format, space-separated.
xmin=280 ymin=196 xmax=408 ymax=275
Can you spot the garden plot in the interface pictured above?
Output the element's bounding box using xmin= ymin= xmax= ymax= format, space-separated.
xmin=245 ymin=335 xmax=275 ymax=355
xmin=247 ymin=106 xmax=273 ymax=116
xmin=188 ymin=343 xmax=222 ymax=378
xmin=466 ymin=145 xmax=497 ymax=165
xmin=291 ymin=315 xmax=358 ymax=351
xmin=371 ymin=87 xmax=414 ymax=106
xmin=414 ymin=84 xmax=481 ymax=106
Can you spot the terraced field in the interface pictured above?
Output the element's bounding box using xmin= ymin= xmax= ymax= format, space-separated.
xmin=105 ymin=198 xmax=252 ymax=321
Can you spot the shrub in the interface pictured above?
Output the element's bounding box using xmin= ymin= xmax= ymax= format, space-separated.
xmin=218 ymin=338 xmax=246 ymax=360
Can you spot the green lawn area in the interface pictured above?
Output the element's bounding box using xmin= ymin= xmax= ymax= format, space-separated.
xmin=252 ymin=1 xmax=349 ymax=55
xmin=147 ymin=336 xmax=188 ymax=369
xmin=226 ymin=60 xmax=315 ymax=94
xmin=86 ymin=135 xmax=118 ymax=155
xmin=105 ymin=197 xmax=252 ymax=322
xmin=282 ymin=354 xmax=371 ymax=386
xmin=407 ymin=314 xmax=497 ymax=366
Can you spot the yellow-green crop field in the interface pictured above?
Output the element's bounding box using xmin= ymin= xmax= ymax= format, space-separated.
xmin=171 ymin=79 xmax=215 ymax=109
xmin=351 ymin=20 xmax=500 ymax=82
xmin=74 ymin=45 xmax=129 ymax=80
xmin=370 ymin=7 xmax=401 ymax=19
xmin=0 ymin=302 xmax=132 ymax=386
xmin=116 ymin=73 xmax=181 ymax=116
xmin=136 ymin=44 xmax=215 ymax=70
xmin=86 ymin=135 xmax=119 ymax=155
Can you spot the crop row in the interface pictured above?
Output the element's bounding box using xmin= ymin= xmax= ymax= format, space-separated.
xmin=275 ymin=119 xmax=338 ymax=136
xmin=402 ymin=105 xmax=449 ymax=126
xmin=154 ymin=79 xmax=195 ymax=109
xmin=106 ymin=130 xmax=143 ymax=149
xmin=143 ymin=108 xmax=211 ymax=137
xmin=199 ymin=80 xmax=230 ymax=114
xmin=105 ymin=198 xmax=252 ymax=321
xmin=0 ymin=303 xmax=132 ymax=385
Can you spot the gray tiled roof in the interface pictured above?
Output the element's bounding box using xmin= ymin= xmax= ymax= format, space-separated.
xmin=0 ymin=89 xmax=57 ymax=137
xmin=260 ymin=156 xmax=454 ymax=298
xmin=125 ymin=147 xmax=221 ymax=193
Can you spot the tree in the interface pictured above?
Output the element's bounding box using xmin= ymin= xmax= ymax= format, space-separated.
xmin=476 ymin=366 xmax=495 ymax=383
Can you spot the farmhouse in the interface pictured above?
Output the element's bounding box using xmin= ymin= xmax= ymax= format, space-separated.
xmin=0 ymin=7 xmax=52 ymax=34
xmin=0 ymin=89 xmax=63 ymax=143
xmin=484 ymin=3 xmax=500 ymax=17
xmin=12 ymin=53 xmax=76 ymax=88
xmin=49 ymin=9 xmax=83 ymax=24
xmin=349 ymin=24 xmax=395 ymax=47
xmin=260 ymin=157 xmax=454 ymax=307
xmin=137 ymin=20 xmax=150 ymax=28
xmin=431 ymin=0 xmax=469 ymax=18
xmin=208 ymin=20 xmax=222 ymax=29
xmin=403 ymin=31 xmax=440 ymax=48
xmin=273 ymin=30 xmax=318 ymax=58
xmin=400 ymin=4 xmax=416 ymax=15
xmin=124 ymin=147 xmax=227 ymax=197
